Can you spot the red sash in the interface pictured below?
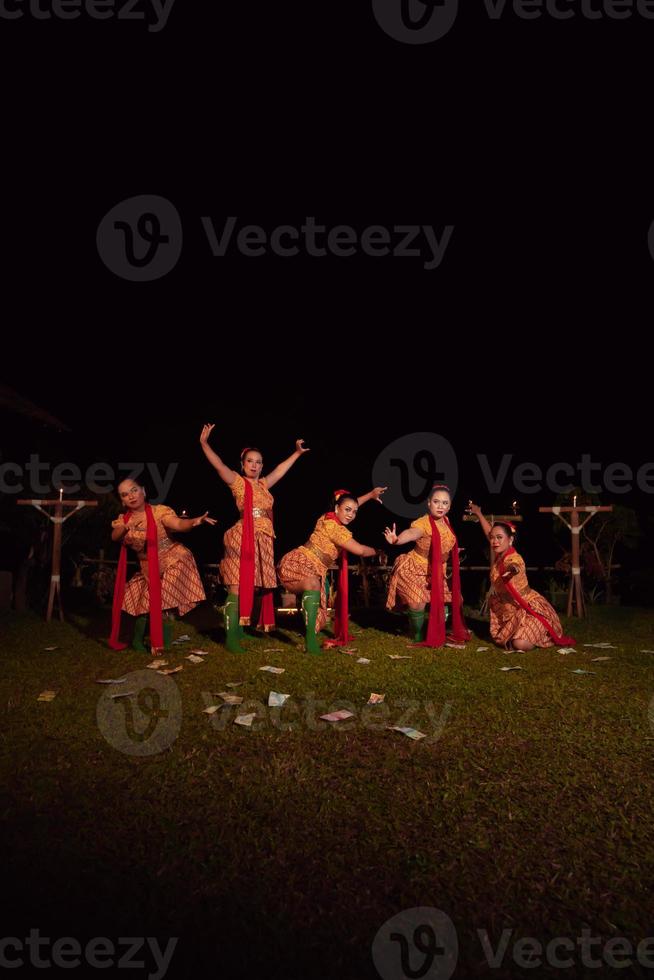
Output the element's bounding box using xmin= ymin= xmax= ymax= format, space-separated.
xmin=108 ymin=504 xmax=163 ymax=651
xmin=238 ymin=479 xmax=275 ymax=630
xmin=417 ymin=515 xmax=469 ymax=648
xmin=323 ymin=512 xmax=350 ymax=646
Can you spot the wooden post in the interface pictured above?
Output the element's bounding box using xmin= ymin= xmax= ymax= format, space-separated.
xmin=17 ymin=497 xmax=98 ymax=622
xmin=538 ymin=503 xmax=613 ymax=618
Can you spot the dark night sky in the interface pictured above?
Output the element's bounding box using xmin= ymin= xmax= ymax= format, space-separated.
xmin=1 ymin=0 xmax=653 ymax=590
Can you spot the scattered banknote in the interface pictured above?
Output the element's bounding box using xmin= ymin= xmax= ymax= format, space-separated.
xmin=203 ymin=705 xmax=221 ymax=715
xmin=341 ymin=648 xmax=358 ymax=654
xmin=108 ymin=690 xmax=136 ymax=700
xmin=37 ymin=691 xmax=56 ymax=701
xmin=173 ymin=634 xmax=191 ymax=643
xmin=215 ymin=693 xmax=244 ymax=705
xmin=499 ymin=666 xmax=524 ymax=671
xmin=558 ymin=647 xmax=576 ymax=654
xmin=186 ymin=654 xmax=205 ymax=664
xmin=96 ymin=677 xmax=128 ymax=684
xmin=320 ymin=710 xmax=355 ymax=722
xmin=234 ymin=713 xmax=256 ymax=727
xmin=476 ymin=646 xmax=489 ymax=652
xmin=368 ymin=693 xmax=385 ymax=705
xmin=640 ymin=650 xmax=654 ymax=654
xmin=388 ymin=655 xmax=411 ymax=660
xmin=225 ymin=681 xmax=245 ymax=688
xmin=445 ymin=642 xmax=466 ymax=649
xmin=570 ymin=669 xmax=596 ymax=675
xmin=259 ymin=665 xmax=285 ymax=674
xmin=268 ymin=692 xmax=290 ymax=707
xmin=146 ymin=659 xmax=168 ymax=669
xmin=583 ymin=642 xmax=616 ymax=649
xmin=264 ymin=648 xmax=283 ymax=653
xmin=388 ymin=726 xmax=426 ymax=741
xmin=44 ymin=646 xmax=58 ymax=652
xmin=157 ymin=666 xmax=183 ymax=675
xmin=189 ymin=649 xmax=209 ymax=656
xmin=590 ymin=656 xmax=611 ymax=662
xmin=356 ymin=658 xmax=371 ymax=664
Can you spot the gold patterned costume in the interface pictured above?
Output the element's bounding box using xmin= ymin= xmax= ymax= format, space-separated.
xmin=220 ymin=474 xmax=277 ymax=589
xmin=386 ymin=514 xmax=454 ymax=609
xmin=490 ymin=550 xmax=563 ymax=648
xmin=277 ymin=515 xmax=353 ymax=633
xmin=112 ymin=505 xmax=205 ymax=616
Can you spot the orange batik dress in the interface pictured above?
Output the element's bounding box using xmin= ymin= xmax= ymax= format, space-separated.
xmin=277 ymin=515 xmax=353 ymax=634
xmin=490 ymin=548 xmax=571 ymax=648
xmin=112 ymin=505 xmax=205 ymax=616
xmin=220 ymin=474 xmax=277 ymax=591
xmin=386 ymin=514 xmax=455 ymax=610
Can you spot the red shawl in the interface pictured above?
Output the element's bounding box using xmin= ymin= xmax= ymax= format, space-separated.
xmin=108 ymin=504 xmax=163 ymax=651
xmin=238 ymin=478 xmax=275 ymax=630
xmin=417 ymin=515 xmax=469 ymax=648
xmin=323 ymin=511 xmax=350 ymax=646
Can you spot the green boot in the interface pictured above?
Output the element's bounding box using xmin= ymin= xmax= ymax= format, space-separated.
xmin=224 ymin=593 xmax=246 ymax=653
xmin=301 ymin=590 xmax=323 ymax=654
xmin=407 ymin=609 xmax=426 ymax=643
xmin=132 ymin=615 xmax=148 ymax=652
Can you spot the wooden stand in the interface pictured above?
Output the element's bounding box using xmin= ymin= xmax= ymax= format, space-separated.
xmin=17 ymin=496 xmax=98 ymax=621
xmin=538 ymin=504 xmax=613 ymax=617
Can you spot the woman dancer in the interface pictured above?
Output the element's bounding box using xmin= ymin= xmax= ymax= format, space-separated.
xmin=200 ymin=424 xmax=309 ymax=652
xmin=277 ymin=488 xmax=384 ymax=653
xmin=109 ymin=479 xmax=216 ymax=653
xmin=467 ymin=501 xmax=575 ymax=650
xmin=384 ymin=484 xmax=468 ymax=647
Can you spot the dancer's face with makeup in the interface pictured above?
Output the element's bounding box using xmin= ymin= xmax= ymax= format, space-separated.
xmin=118 ymin=480 xmax=146 ymax=511
xmin=490 ymin=525 xmax=513 ymax=556
xmin=427 ymin=490 xmax=451 ymax=519
xmin=336 ymin=497 xmax=359 ymax=525
xmin=242 ymin=451 xmax=263 ymax=480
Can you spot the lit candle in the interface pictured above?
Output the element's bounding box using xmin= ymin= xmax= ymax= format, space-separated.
xmin=573 ymin=495 xmax=577 ymax=508
xmin=59 ymin=488 xmax=63 ymax=502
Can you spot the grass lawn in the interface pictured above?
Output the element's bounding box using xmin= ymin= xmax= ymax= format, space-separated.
xmin=1 ymin=603 xmax=654 ymax=979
